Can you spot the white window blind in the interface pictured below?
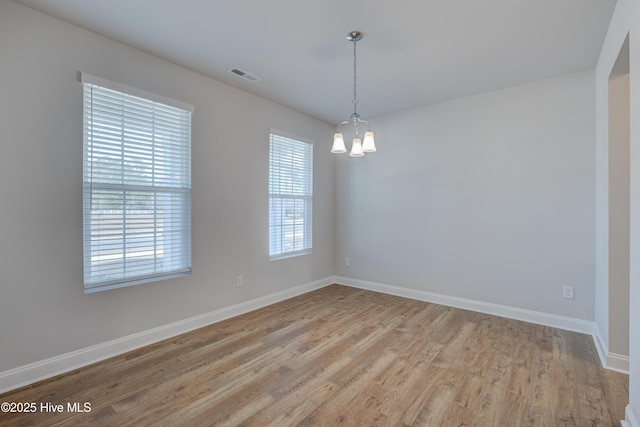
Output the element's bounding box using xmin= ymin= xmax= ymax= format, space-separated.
xmin=82 ymin=74 xmax=193 ymax=293
xmin=269 ymin=130 xmax=313 ymax=259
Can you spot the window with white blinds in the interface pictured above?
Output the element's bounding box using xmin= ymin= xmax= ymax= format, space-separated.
xmin=81 ymin=73 xmax=193 ymax=293
xmin=269 ymin=130 xmax=313 ymax=259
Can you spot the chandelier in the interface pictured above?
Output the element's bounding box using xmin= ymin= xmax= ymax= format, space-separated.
xmin=331 ymin=31 xmax=377 ymax=157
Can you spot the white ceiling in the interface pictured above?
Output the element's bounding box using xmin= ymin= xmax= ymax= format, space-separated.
xmin=14 ymin=0 xmax=616 ymax=125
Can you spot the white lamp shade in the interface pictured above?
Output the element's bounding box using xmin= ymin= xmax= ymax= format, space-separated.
xmin=349 ymin=137 xmax=364 ymax=157
xmin=362 ymin=130 xmax=376 ymax=152
xmin=331 ymin=132 xmax=347 ymax=153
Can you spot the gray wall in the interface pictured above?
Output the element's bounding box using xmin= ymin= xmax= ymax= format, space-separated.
xmin=335 ymin=70 xmax=596 ymax=321
xmin=0 ymin=1 xmax=335 ymax=373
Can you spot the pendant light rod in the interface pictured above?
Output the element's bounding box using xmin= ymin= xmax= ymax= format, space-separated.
xmin=349 ymin=31 xmax=361 ymax=117
xmin=331 ymin=31 xmax=377 ymax=157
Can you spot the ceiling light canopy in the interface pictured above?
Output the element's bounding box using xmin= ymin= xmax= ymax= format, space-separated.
xmin=331 ymin=31 xmax=377 ymax=157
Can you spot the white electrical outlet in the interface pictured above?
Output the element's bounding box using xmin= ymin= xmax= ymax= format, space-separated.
xmin=562 ymin=285 xmax=574 ymax=299
xmin=236 ymin=275 xmax=244 ymax=287
xmin=345 ymin=257 xmax=351 ymax=266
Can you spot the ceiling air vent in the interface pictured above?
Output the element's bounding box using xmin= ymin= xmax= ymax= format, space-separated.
xmin=228 ymin=67 xmax=260 ymax=83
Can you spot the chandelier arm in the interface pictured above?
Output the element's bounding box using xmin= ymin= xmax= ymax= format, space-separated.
xmin=354 ymin=116 xmax=371 ymax=130
xmin=336 ymin=120 xmax=351 ymax=132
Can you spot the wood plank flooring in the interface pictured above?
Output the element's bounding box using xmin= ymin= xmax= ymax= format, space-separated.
xmin=0 ymin=285 xmax=628 ymax=426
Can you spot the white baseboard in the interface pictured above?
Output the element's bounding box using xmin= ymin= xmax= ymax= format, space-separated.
xmin=592 ymin=321 xmax=630 ymax=374
xmin=592 ymin=322 xmax=609 ymax=367
xmin=0 ymin=277 xmax=333 ymax=394
xmin=607 ymin=352 xmax=630 ymax=374
xmin=622 ymin=405 xmax=640 ymax=427
xmin=335 ymin=276 xmax=594 ymax=334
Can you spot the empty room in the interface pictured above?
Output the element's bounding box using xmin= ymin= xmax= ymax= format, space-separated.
xmin=0 ymin=0 xmax=638 ymax=425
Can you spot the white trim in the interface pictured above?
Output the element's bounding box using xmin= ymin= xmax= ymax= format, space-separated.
xmin=593 ymin=322 xmax=609 ymax=367
xmin=79 ymin=72 xmax=194 ymax=112
xmin=0 ymin=277 xmax=333 ymax=394
xmin=335 ymin=276 xmax=593 ymax=334
xmin=269 ymin=249 xmax=312 ymax=262
xmin=622 ymin=405 xmax=640 ymax=427
xmin=592 ymin=322 xmax=630 ymax=374
xmin=607 ymin=352 xmax=630 ymax=374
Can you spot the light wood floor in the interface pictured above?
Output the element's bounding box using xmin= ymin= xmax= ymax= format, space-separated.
xmin=0 ymin=285 xmax=628 ymax=426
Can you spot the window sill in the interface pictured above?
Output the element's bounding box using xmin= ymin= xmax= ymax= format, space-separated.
xmin=269 ymin=249 xmax=312 ymax=261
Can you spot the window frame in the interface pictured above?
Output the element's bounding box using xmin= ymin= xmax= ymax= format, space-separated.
xmin=81 ymin=73 xmax=193 ymax=293
xmin=268 ymin=129 xmax=314 ymax=260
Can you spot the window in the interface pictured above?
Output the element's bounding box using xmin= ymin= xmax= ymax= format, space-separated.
xmin=269 ymin=130 xmax=313 ymax=259
xmin=81 ymin=74 xmax=193 ymax=293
